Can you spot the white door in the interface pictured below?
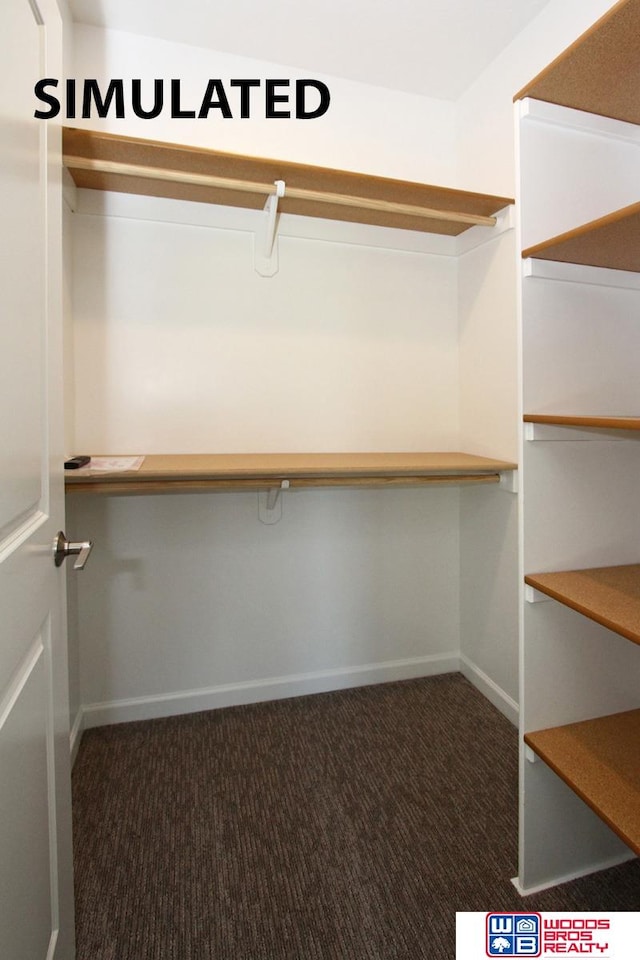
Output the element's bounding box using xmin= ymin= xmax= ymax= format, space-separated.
xmin=0 ymin=1 xmax=75 ymax=958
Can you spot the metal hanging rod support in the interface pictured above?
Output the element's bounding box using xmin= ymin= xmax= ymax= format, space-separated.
xmin=263 ymin=180 xmax=285 ymax=259
xmin=63 ymin=155 xmax=498 ymax=228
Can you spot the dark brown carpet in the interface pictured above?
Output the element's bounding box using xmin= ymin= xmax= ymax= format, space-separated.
xmin=72 ymin=673 xmax=639 ymax=959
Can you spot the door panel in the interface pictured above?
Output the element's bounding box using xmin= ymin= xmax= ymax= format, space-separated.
xmin=0 ymin=0 xmax=74 ymax=957
xmin=0 ymin=0 xmax=45 ymax=534
xmin=0 ymin=639 xmax=52 ymax=958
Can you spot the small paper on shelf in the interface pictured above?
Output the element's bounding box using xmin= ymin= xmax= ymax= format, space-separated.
xmin=87 ymin=456 xmax=145 ymax=472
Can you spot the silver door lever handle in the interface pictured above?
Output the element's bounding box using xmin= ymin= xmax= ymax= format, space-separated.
xmin=53 ymin=531 xmax=93 ymax=570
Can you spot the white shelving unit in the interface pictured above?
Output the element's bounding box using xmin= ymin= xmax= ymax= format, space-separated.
xmin=516 ymin=0 xmax=640 ymax=892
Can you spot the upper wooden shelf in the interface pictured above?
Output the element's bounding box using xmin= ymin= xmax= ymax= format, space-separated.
xmin=525 ymin=564 xmax=640 ymax=647
xmin=524 ymin=414 xmax=640 ymax=431
xmin=525 ymin=708 xmax=640 ymax=855
xmin=521 ymin=203 xmax=640 ymax=272
xmin=514 ymin=0 xmax=640 ymax=125
xmin=64 ymin=452 xmax=517 ymax=497
xmin=62 ymin=128 xmax=512 ymax=237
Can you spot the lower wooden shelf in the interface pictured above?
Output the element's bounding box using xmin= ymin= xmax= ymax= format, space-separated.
xmin=525 ymin=564 xmax=640 ymax=647
xmin=524 ymin=709 xmax=640 ymax=856
xmin=64 ymin=452 xmax=517 ymax=496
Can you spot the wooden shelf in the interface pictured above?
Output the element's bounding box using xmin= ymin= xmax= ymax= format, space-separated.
xmin=62 ymin=128 xmax=512 ymax=237
xmin=525 ymin=564 xmax=640 ymax=647
xmin=521 ymin=202 xmax=640 ymax=272
xmin=64 ymin=452 xmax=517 ymax=496
xmin=514 ymin=0 xmax=640 ymax=125
xmin=524 ymin=414 xmax=640 ymax=431
xmin=524 ymin=708 xmax=640 ymax=855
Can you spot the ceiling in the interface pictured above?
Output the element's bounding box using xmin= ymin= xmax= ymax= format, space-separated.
xmin=67 ymin=0 xmax=552 ymax=101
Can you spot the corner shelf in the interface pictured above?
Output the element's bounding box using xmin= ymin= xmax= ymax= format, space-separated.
xmin=514 ymin=0 xmax=640 ymax=125
xmin=521 ymin=202 xmax=640 ymax=272
xmin=524 ymin=708 xmax=640 ymax=856
xmin=524 ymin=564 xmax=640 ymax=647
xmin=62 ymin=127 xmax=512 ymax=237
xmin=64 ymin=452 xmax=517 ymax=497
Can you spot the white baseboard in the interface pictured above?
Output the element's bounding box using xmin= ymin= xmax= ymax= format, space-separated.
xmin=459 ymin=653 xmax=519 ymax=727
xmin=69 ymin=706 xmax=85 ymax=766
xmin=511 ymin=849 xmax=637 ymax=896
xmin=81 ymin=652 xmax=460 ymax=729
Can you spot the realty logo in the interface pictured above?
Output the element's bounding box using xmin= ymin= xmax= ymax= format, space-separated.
xmin=486 ymin=914 xmax=542 ymax=956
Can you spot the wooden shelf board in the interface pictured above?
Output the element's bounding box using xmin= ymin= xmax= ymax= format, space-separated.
xmin=62 ymin=128 xmax=512 ymax=237
xmin=514 ymin=0 xmax=640 ymax=125
xmin=525 ymin=564 xmax=640 ymax=646
xmin=64 ymin=452 xmax=517 ymax=496
xmin=522 ymin=203 xmax=640 ymax=272
xmin=66 ymin=474 xmax=503 ymax=497
xmin=524 ymin=414 xmax=640 ymax=431
xmin=524 ymin=708 xmax=640 ymax=855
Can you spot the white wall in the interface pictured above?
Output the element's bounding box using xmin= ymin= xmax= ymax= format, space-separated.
xmin=66 ymin=200 xmax=465 ymax=724
xmin=456 ymin=228 xmax=519 ymax=717
xmin=67 ymin=179 xmax=469 ymax=727
xmin=67 ymin=486 xmax=462 ymax=725
xmin=63 ymin=23 xmax=472 ymax=735
xmin=71 ymin=196 xmax=459 ymax=455
xmin=70 ymin=24 xmax=456 ymax=185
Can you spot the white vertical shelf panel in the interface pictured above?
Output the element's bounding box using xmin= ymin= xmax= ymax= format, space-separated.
xmin=522 ymin=274 xmax=640 ymax=416
xmin=522 ymin=600 xmax=640 ymax=733
xmin=518 ymin=100 xmax=640 ymax=251
xmin=519 ymin=759 xmax=631 ymax=894
xmin=522 ymin=440 xmax=640 ymax=573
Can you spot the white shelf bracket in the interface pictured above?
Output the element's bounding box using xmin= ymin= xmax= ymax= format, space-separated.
xmin=524 ymin=745 xmax=538 ymax=764
xmin=258 ymin=479 xmax=290 ymax=524
xmin=254 ymin=179 xmax=285 ymax=278
xmin=499 ymin=469 xmax=518 ymax=493
xmin=525 ymin=585 xmax=551 ymax=604
xmin=454 ymin=202 xmax=515 ymax=256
